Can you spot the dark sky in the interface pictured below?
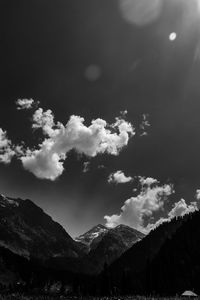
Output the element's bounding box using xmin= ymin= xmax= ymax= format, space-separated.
xmin=1 ymin=0 xmax=200 ymax=237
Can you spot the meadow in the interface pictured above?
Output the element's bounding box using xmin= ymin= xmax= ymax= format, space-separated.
xmin=0 ymin=295 xmax=192 ymax=300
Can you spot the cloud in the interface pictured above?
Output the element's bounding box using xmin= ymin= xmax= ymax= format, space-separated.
xmin=0 ymin=129 xmax=15 ymax=164
xmin=21 ymin=147 xmax=65 ymax=181
xmin=120 ymin=110 xmax=128 ymax=117
xmin=147 ymin=199 xmax=198 ymax=231
xmin=108 ymin=170 xmax=132 ymax=184
xmin=105 ymin=174 xmax=199 ymax=233
xmin=20 ymin=108 xmax=135 ymax=180
xmin=16 ymin=99 xmax=35 ymax=110
xmin=196 ymin=189 xmax=200 ymax=200
xmin=140 ymin=113 xmax=150 ymax=136
xmin=104 ymin=178 xmax=173 ymax=232
xmin=139 ymin=176 xmax=159 ymax=187
xmin=32 ymin=108 xmax=60 ymax=137
xmin=168 ymin=198 xmax=197 ymax=218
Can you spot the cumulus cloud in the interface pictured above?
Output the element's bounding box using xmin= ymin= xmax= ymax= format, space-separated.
xmin=32 ymin=108 xmax=61 ymax=137
xmin=21 ymin=147 xmax=65 ymax=181
xmin=20 ymin=108 xmax=135 ymax=180
xmin=147 ymin=199 xmax=198 ymax=231
xmin=168 ymin=198 xmax=197 ymax=218
xmin=16 ymin=99 xmax=35 ymax=110
xmin=105 ymin=175 xmax=199 ymax=234
xmin=0 ymin=101 xmax=137 ymax=180
xmin=0 ymin=129 xmax=15 ymax=164
xmin=108 ymin=170 xmax=133 ymax=184
xmin=196 ymin=189 xmax=200 ymax=200
xmin=104 ymin=178 xmax=173 ymax=232
xmin=139 ymin=176 xmax=159 ymax=187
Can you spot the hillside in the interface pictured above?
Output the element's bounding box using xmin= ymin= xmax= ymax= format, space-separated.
xmin=0 ymin=194 xmax=82 ymax=260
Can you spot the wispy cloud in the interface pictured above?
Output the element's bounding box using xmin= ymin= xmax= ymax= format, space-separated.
xmin=140 ymin=113 xmax=150 ymax=136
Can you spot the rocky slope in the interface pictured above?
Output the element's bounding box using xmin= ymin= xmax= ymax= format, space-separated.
xmin=0 ymin=194 xmax=82 ymax=261
xmin=74 ymin=223 xmax=145 ymax=274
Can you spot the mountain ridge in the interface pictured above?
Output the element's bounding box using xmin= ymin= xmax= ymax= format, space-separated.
xmin=0 ymin=194 xmax=82 ymax=260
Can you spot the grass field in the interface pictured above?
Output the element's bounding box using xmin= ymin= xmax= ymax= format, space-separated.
xmin=0 ymin=295 xmax=194 ymax=300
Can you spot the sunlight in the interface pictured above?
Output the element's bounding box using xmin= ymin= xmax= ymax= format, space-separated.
xmin=197 ymin=0 xmax=200 ymax=10
xmin=119 ymin=0 xmax=162 ymax=26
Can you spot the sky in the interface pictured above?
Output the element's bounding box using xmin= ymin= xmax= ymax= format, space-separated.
xmin=1 ymin=0 xmax=200 ymax=237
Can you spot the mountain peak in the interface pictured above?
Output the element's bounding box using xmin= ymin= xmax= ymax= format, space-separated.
xmin=91 ymin=224 xmax=107 ymax=231
xmin=0 ymin=194 xmax=19 ymax=208
xmin=75 ymin=224 xmax=108 ymax=247
xmin=0 ymin=193 xmax=82 ymax=260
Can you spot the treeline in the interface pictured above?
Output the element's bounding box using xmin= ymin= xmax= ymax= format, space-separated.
xmin=1 ymin=211 xmax=200 ymax=296
xmin=101 ymin=211 xmax=200 ymax=296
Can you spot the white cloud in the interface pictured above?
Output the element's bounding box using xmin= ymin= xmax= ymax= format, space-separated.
xmin=196 ymin=189 xmax=200 ymax=200
xmin=139 ymin=176 xmax=159 ymax=187
xmin=21 ymin=147 xmax=65 ymax=181
xmin=20 ymin=110 xmax=135 ymax=180
xmin=108 ymin=170 xmax=132 ymax=184
xmin=0 ymin=129 xmax=15 ymax=164
xmin=168 ymin=198 xmax=197 ymax=218
xmin=16 ymin=99 xmax=35 ymax=110
xmin=104 ymin=179 xmax=173 ymax=232
xmin=105 ymin=175 xmax=199 ymax=233
xmin=147 ymin=198 xmax=198 ymax=231
xmin=32 ymin=108 xmax=61 ymax=137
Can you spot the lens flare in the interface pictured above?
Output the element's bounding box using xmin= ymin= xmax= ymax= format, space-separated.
xmin=169 ymin=32 xmax=177 ymax=41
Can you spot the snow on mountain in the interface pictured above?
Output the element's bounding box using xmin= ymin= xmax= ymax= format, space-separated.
xmin=75 ymin=224 xmax=109 ymax=251
xmin=0 ymin=194 xmax=19 ymax=207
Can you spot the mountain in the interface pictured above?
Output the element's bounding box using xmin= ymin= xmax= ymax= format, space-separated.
xmin=73 ymin=224 xmax=145 ymax=274
xmin=144 ymin=211 xmax=200 ymax=295
xmin=87 ymin=224 xmax=145 ymax=274
xmin=0 ymin=244 xmax=49 ymax=287
xmin=0 ymin=194 xmax=82 ymax=261
xmin=75 ymin=224 xmax=109 ymax=253
xmin=0 ymin=193 xmax=145 ymax=278
xmin=104 ymin=213 xmax=193 ymax=295
xmin=47 ymin=223 xmax=145 ymax=275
